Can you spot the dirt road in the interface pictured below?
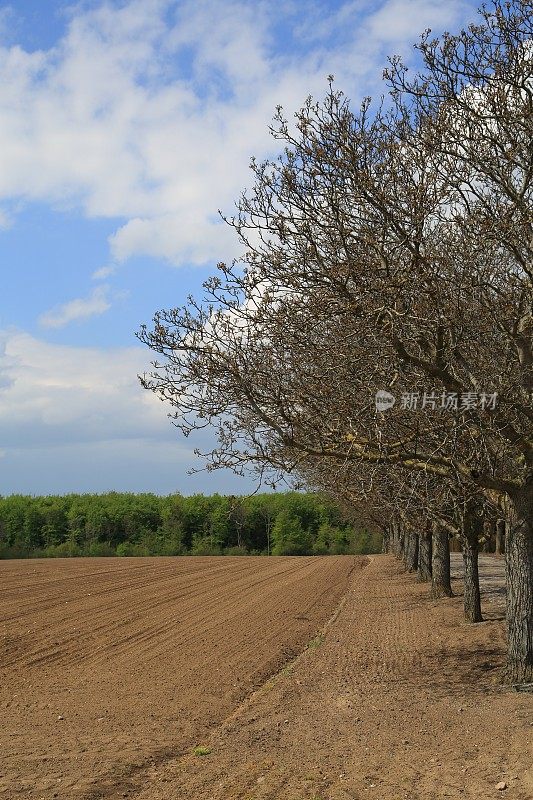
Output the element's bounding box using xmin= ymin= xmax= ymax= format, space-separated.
xmin=0 ymin=556 xmax=355 ymax=799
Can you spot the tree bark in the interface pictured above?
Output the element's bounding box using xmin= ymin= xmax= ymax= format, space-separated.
xmin=460 ymin=504 xmax=483 ymax=623
xmin=401 ymin=526 xmax=409 ymax=568
xmin=390 ymin=518 xmax=400 ymax=556
xmin=462 ymin=538 xmax=483 ymax=622
xmin=431 ymin=523 xmax=453 ymax=598
xmin=505 ymin=488 xmax=533 ymax=685
xmin=381 ymin=526 xmax=390 ymax=554
xmin=397 ymin=521 xmax=405 ymax=560
xmin=495 ymin=519 xmax=505 ymax=556
xmin=418 ymin=525 xmax=432 ymax=582
xmin=404 ymin=529 xmax=419 ymax=573
xmin=483 ymin=519 xmax=493 ymax=553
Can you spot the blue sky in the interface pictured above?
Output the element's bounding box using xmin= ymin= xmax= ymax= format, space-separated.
xmin=0 ymin=0 xmax=480 ymax=496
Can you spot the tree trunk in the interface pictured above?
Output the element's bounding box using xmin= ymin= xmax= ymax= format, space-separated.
xmin=381 ymin=526 xmax=390 ymax=554
xmin=462 ymin=538 xmax=482 ymax=623
xmin=505 ymin=488 xmax=533 ymax=685
xmin=390 ymin=518 xmax=401 ymax=556
xmin=431 ymin=523 xmax=453 ymax=598
xmin=483 ymin=519 xmax=493 ymax=553
xmin=418 ymin=526 xmax=432 ymax=582
xmin=398 ymin=521 xmax=405 ymax=560
xmin=401 ymin=526 xmax=410 ymax=569
xmin=461 ymin=505 xmax=483 ymax=623
xmin=495 ymin=519 xmax=505 ymax=556
xmin=404 ymin=530 xmax=419 ymax=573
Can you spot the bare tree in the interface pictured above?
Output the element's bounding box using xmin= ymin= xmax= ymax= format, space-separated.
xmin=139 ymin=0 xmax=532 ymax=682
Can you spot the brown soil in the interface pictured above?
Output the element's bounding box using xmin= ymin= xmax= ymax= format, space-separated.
xmin=1 ymin=555 xmax=531 ymax=800
xmin=0 ymin=555 xmax=355 ymax=799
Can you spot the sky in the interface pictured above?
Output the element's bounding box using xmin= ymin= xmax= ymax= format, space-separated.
xmin=0 ymin=0 xmax=481 ymax=496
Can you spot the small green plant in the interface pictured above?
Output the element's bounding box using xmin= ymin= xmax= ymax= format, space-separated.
xmin=307 ymin=634 xmax=324 ymax=649
xmin=193 ymin=745 xmax=211 ymax=756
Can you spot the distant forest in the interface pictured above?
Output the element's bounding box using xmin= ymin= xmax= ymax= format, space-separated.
xmin=0 ymin=492 xmax=381 ymax=559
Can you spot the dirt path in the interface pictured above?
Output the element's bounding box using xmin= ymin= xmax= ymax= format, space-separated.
xmin=129 ymin=556 xmax=532 ymax=800
xmin=0 ymin=556 xmax=355 ymax=799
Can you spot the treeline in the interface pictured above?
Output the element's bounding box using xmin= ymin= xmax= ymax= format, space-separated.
xmin=0 ymin=492 xmax=380 ymax=559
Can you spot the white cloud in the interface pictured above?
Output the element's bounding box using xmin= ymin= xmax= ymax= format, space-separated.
xmin=0 ymin=328 xmax=254 ymax=494
xmin=0 ymin=328 xmax=164 ymax=441
xmin=109 ymin=213 xmax=241 ymax=265
xmin=92 ymin=264 xmax=116 ymax=280
xmin=366 ymin=0 xmax=471 ymax=42
xmin=0 ymin=0 xmax=476 ymax=267
xmin=39 ymin=285 xmax=112 ymax=329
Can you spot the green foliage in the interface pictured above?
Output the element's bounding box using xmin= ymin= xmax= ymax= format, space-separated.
xmin=313 ymin=522 xmax=336 ymax=554
xmin=42 ymin=540 xmax=82 ymax=558
xmin=85 ymin=541 xmax=116 ymax=557
xmin=0 ymin=492 xmax=381 ymax=558
xmin=224 ymin=545 xmax=249 ymax=556
xmin=193 ymin=746 xmax=211 ymax=756
xmin=190 ymin=536 xmax=223 ymax=556
xmin=116 ymin=541 xmax=150 ymax=557
xmin=351 ymin=528 xmax=382 ymax=555
xmin=271 ymin=509 xmax=313 ymax=555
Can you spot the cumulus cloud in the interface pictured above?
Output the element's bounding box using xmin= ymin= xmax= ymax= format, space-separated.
xmin=0 ymin=1 xmax=480 ymax=494
xmin=366 ymin=0 xmax=471 ymax=41
xmin=0 ymin=329 xmax=164 ymax=444
xmin=109 ymin=213 xmax=241 ymax=265
xmin=0 ymin=0 xmax=475 ymax=268
xmin=39 ymin=285 xmax=112 ymax=328
xmin=0 ymin=328 xmax=253 ymax=493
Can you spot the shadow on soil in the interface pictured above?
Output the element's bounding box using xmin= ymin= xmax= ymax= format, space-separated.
xmin=420 ymin=641 xmax=506 ymax=698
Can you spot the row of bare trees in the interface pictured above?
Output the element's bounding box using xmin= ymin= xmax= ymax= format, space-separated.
xmin=139 ymin=0 xmax=532 ymax=684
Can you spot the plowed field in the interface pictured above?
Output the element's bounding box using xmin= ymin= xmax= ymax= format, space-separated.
xmin=0 ymin=556 xmax=356 ymax=799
